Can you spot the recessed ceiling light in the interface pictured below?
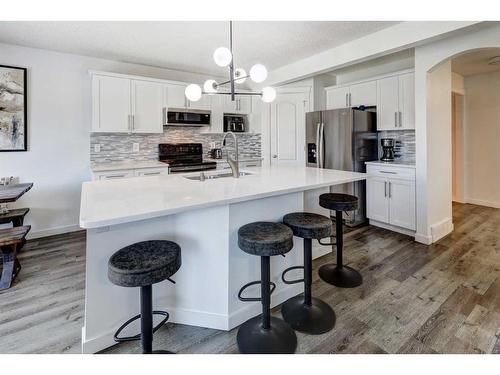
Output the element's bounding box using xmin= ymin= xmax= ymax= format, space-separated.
xmin=488 ymin=56 xmax=500 ymax=65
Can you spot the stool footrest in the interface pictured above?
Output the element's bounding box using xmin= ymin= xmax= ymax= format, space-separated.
xmin=238 ymin=280 xmax=276 ymax=302
xmin=281 ymin=266 xmax=305 ymax=285
xmin=318 ymin=237 xmax=336 ymax=246
xmin=113 ymin=310 xmax=169 ymax=343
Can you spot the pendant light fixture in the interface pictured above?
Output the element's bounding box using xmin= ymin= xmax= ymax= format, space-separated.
xmin=185 ymin=21 xmax=276 ymax=103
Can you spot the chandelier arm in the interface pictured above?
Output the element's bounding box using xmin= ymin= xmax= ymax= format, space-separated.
xmin=229 ymin=21 xmax=236 ymax=102
xmin=218 ymin=75 xmax=250 ymax=87
xmin=202 ymin=91 xmax=262 ymax=96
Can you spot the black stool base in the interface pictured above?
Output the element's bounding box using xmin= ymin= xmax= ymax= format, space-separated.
xmin=150 ymin=350 xmax=175 ymax=354
xmin=319 ymin=264 xmax=363 ymax=288
xmin=281 ymin=295 xmax=336 ymax=335
xmin=237 ymin=316 xmax=297 ymax=354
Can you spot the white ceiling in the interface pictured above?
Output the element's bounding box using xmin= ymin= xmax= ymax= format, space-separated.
xmin=0 ymin=21 xmax=398 ymax=76
xmin=451 ymin=48 xmax=500 ymax=76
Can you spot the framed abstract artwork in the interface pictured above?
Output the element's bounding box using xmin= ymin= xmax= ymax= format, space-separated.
xmin=0 ymin=65 xmax=27 ymax=152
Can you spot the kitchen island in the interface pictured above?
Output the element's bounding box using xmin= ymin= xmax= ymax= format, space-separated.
xmin=79 ymin=165 xmax=366 ymax=353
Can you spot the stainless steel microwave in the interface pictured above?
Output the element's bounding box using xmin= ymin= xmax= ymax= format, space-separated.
xmin=164 ymin=108 xmax=211 ymax=127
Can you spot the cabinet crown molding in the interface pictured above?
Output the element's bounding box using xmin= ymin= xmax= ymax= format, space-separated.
xmin=324 ymin=68 xmax=415 ymax=91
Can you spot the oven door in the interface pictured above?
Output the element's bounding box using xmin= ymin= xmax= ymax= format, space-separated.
xmin=166 ymin=109 xmax=211 ymax=126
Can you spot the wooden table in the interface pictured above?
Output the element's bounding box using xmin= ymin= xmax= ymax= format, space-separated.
xmin=0 ymin=183 xmax=33 ymax=290
xmin=0 ymin=183 xmax=33 ymax=204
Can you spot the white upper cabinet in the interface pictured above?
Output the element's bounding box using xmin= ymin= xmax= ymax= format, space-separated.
xmin=398 ymin=73 xmax=415 ymax=129
xmin=92 ymin=75 xmax=131 ymax=133
xmin=377 ymin=73 xmax=415 ymax=130
xmin=165 ymin=84 xmax=211 ymax=110
xmin=131 ymin=80 xmax=164 ymax=133
xmin=376 ymin=76 xmax=400 ymax=130
xmin=349 ymin=80 xmax=377 ymax=107
xmin=165 ymin=84 xmax=188 ymax=109
xmin=223 ymin=95 xmax=252 ymax=114
xmin=326 ymin=86 xmax=349 ymax=110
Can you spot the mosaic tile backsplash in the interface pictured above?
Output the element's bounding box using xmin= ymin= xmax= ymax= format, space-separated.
xmin=377 ymin=130 xmax=415 ymax=163
xmin=90 ymin=127 xmax=261 ymax=164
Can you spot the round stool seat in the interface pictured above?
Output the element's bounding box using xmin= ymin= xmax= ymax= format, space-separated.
xmin=283 ymin=212 xmax=332 ymax=239
xmin=108 ymin=240 xmax=181 ymax=287
xmin=319 ymin=193 xmax=358 ymax=211
xmin=238 ymin=222 xmax=293 ymax=257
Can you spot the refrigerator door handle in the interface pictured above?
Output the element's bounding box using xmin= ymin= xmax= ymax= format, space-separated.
xmin=316 ymin=122 xmax=321 ymax=168
xmin=319 ymin=122 xmax=325 ymax=168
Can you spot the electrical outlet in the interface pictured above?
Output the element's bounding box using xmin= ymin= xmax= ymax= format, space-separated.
xmin=94 ymin=144 xmax=101 ymax=153
xmin=210 ymin=141 xmax=216 ymax=149
xmin=133 ymin=143 xmax=140 ymax=152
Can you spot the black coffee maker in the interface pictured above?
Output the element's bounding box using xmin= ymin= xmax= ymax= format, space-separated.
xmin=380 ymin=138 xmax=395 ymax=161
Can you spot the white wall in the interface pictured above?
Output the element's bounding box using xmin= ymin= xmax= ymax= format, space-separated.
xmin=414 ymin=22 xmax=500 ymax=244
xmin=463 ymin=70 xmax=500 ymax=208
xmin=426 ymin=61 xmax=453 ymax=241
xmin=0 ymin=42 xmax=214 ymax=238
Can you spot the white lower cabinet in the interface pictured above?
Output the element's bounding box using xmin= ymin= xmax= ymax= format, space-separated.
xmin=366 ymin=164 xmax=416 ymax=231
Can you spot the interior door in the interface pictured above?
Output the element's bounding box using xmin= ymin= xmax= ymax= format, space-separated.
xmin=366 ymin=177 xmax=390 ymax=223
xmin=376 ymin=76 xmax=399 ymax=130
xmin=131 ymin=80 xmax=163 ymax=133
xmin=388 ymin=179 xmax=416 ymax=230
xmin=270 ymin=92 xmax=308 ymax=166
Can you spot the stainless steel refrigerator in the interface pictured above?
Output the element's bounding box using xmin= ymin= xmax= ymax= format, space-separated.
xmin=306 ymin=107 xmax=378 ymax=226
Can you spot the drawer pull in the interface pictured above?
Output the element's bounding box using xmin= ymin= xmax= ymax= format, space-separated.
xmin=380 ymin=171 xmax=397 ymax=174
xmin=143 ymin=172 xmax=161 ymax=176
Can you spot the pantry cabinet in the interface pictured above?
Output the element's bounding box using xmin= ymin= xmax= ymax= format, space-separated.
xmin=366 ymin=163 xmax=416 ymax=231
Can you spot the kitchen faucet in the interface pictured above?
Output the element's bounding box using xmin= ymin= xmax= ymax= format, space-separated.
xmin=222 ymin=131 xmax=239 ymax=178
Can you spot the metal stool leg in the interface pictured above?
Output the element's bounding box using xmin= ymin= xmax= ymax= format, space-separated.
xmin=281 ymin=239 xmax=336 ymax=334
xmin=319 ymin=210 xmax=363 ymax=288
xmin=140 ymin=285 xmax=153 ymax=354
xmin=237 ymin=256 xmax=297 ymax=354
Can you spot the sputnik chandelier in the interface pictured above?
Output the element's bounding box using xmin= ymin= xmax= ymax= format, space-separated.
xmin=184 ymin=21 xmax=276 ymax=104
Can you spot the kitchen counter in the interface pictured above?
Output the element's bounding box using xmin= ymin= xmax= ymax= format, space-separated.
xmin=80 ymin=165 xmax=365 ymax=229
xmin=365 ymin=160 xmax=416 ymax=168
xmin=90 ymin=160 xmax=168 ymax=172
xmin=80 ymin=165 xmax=366 ymax=353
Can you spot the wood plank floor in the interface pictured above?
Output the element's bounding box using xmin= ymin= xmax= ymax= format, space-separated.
xmin=0 ymin=202 xmax=498 ymax=354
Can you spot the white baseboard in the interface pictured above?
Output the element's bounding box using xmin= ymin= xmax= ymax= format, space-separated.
xmin=368 ymin=220 xmax=416 ymax=238
xmin=414 ymin=232 xmax=433 ymax=245
xmin=431 ymin=218 xmax=454 ymax=242
xmin=27 ymin=224 xmax=82 ymax=240
xmin=465 ymin=198 xmax=500 ymax=209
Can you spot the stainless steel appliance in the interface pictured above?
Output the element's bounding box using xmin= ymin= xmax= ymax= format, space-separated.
xmin=159 ymin=143 xmax=217 ymax=173
xmin=223 ymin=114 xmax=246 ymax=132
xmin=306 ymin=107 xmax=378 ymax=226
xmin=165 ymin=108 xmax=211 ymax=127
xmin=380 ymin=138 xmax=395 ymax=161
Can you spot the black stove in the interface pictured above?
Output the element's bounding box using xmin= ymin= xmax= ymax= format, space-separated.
xmin=159 ymin=143 xmax=217 ymax=173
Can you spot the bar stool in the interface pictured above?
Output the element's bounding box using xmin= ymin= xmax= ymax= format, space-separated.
xmin=108 ymin=240 xmax=181 ymax=354
xmin=318 ymin=193 xmax=363 ymax=288
xmin=236 ymin=221 xmax=297 ymax=354
xmin=281 ymin=212 xmax=336 ymax=334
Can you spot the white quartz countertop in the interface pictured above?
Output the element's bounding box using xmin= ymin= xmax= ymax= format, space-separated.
xmin=80 ymin=165 xmax=366 ymax=229
xmin=91 ymin=160 xmax=169 ymax=172
xmin=365 ymin=160 xmax=416 ymax=169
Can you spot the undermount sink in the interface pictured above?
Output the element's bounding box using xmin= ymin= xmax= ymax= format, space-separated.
xmin=184 ymin=170 xmax=255 ymax=181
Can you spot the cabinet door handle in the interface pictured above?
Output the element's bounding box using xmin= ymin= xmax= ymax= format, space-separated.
xmin=345 ymin=93 xmax=348 ymax=107
xmin=132 ymin=115 xmax=135 ymax=131
xmin=384 ymin=181 xmax=387 ymax=197
xmin=162 ymin=107 xmax=167 ymax=125
xmin=389 ymin=182 xmax=392 ymax=198
xmin=395 ymin=112 xmax=398 ymax=127
xmin=399 ymin=111 xmax=402 ymax=127
xmin=349 ymin=93 xmax=352 ymax=107
xmin=128 ymin=115 xmax=133 ymax=131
